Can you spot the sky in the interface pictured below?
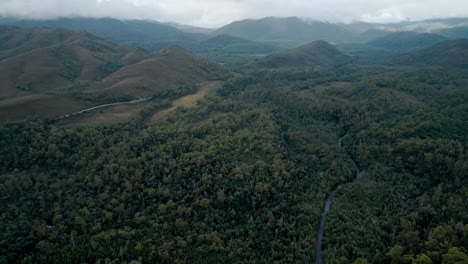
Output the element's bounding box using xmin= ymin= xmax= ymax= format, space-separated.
xmin=0 ymin=0 xmax=467 ymax=28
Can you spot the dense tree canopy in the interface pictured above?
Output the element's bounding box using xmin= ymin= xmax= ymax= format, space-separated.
xmin=1 ymin=62 xmax=467 ymax=263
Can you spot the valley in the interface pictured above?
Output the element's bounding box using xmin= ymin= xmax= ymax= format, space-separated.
xmin=0 ymin=14 xmax=467 ymax=264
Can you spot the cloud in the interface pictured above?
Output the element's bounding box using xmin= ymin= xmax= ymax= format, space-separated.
xmin=0 ymin=0 xmax=466 ymax=27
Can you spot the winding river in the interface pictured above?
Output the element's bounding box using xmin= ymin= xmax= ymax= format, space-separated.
xmin=315 ymin=133 xmax=363 ymax=264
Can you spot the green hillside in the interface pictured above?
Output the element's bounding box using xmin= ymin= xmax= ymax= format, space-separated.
xmin=398 ymin=39 xmax=468 ymax=66
xmin=436 ymin=26 xmax=468 ymax=39
xmin=368 ymin=31 xmax=447 ymax=50
xmin=194 ymin=34 xmax=280 ymax=54
xmin=257 ymin=40 xmax=351 ymax=69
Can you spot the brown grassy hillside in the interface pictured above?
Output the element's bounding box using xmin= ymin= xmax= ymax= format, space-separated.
xmin=0 ymin=28 xmax=229 ymax=122
xmin=94 ymin=45 xmax=229 ymax=97
xmin=0 ymin=26 xmax=150 ymax=98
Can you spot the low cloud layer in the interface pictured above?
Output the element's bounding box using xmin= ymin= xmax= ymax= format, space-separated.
xmin=0 ymin=0 xmax=467 ymax=27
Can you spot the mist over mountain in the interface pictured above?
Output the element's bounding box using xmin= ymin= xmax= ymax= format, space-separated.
xmin=2 ymin=16 xmax=468 ymax=50
xmin=213 ymin=17 xmax=355 ymax=45
xmin=0 ymin=17 xmax=205 ymax=49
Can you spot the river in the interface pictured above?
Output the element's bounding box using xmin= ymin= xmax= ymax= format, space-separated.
xmin=315 ymin=133 xmax=362 ymax=264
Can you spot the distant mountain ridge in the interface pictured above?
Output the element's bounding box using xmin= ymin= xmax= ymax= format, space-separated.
xmin=368 ymin=31 xmax=447 ymax=50
xmin=2 ymin=16 xmax=468 ymax=50
xmin=0 ymin=17 xmax=206 ymax=51
xmin=213 ymin=17 xmax=355 ymax=45
xmin=398 ymin=39 xmax=468 ymax=67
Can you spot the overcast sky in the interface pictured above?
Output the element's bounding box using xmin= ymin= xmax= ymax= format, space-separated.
xmin=0 ymin=0 xmax=467 ymax=28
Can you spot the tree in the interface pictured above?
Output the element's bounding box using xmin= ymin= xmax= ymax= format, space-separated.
xmin=414 ymin=254 xmax=432 ymax=264
xmin=442 ymin=247 xmax=468 ymax=264
xmin=353 ymin=258 xmax=369 ymax=264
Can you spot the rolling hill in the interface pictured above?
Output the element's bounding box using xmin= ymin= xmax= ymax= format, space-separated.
xmin=94 ymin=45 xmax=229 ymax=97
xmin=0 ymin=27 xmax=229 ymax=121
xmin=0 ymin=25 xmax=150 ymax=99
xmin=213 ymin=17 xmax=355 ymax=45
xmin=368 ymin=31 xmax=447 ymax=50
xmin=257 ymin=40 xmax=351 ymax=69
xmin=398 ymin=39 xmax=468 ymax=67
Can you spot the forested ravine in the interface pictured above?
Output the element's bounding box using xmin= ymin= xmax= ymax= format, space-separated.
xmin=316 ymin=133 xmax=362 ymax=264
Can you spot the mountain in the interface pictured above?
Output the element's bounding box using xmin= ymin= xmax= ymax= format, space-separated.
xmin=257 ymin=40 xmax=351 ymax=69
xmin=339 ymin=22 xmax=384 ymax=34
xmin=396 ymin=18 xmax=468 ymax=32
xmin=213 ymin=17 xmax=355 ymax=45
xmin=0 ymin=17 xmax=208 ymax=51
xmin=436 ymin=26 xmax=468 ymax=39
xmin=398 ymin=39 xmax=468 ymax=67
xmin=355 ymin=28 xmax=394 ymax=43
xmin=0 ymin=25 xmax=150 ymax=99
xmin=368 ymin=31 xmax=447 ymax=50
xmin=95 ymin=45 xmax=229 ymax=97
xmin=161 ymin=21 xmax=215 ymax=34
xmin=194 ymin=34 xmax=280 ymax=54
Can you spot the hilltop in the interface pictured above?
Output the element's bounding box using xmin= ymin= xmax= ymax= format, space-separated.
xmin=257 ymin=40 xmax=351 ymax=69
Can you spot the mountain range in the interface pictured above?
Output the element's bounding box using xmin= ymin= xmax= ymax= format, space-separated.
xmin=2 ymin=16 xmax=468 ymax=51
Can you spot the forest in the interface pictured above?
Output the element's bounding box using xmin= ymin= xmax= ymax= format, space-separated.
xmin=1 ymin=60 xmax=467 ymax=263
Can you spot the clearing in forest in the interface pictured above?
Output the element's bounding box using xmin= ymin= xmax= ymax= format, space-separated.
xmin=151 ymin=81 xmax=220 ymax=122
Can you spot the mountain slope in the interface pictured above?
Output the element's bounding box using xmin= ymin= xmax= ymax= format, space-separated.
xmin=398 ymin=39 xmax=468 ymax=67
xmin=0 ymin=26 xmax=150 ymax=98
xmin=257 ymin=40 xmax=351 ymax=69
xmin=95 ymin=45 xmax=229 ymax=97
xmin=368 ymin=31 xmax=447 ymax=50
xmin=214 ymin=17 xmax=355 ymax=44
xmin=194 ymin=34 xmax=280 ymax=54
xmin=436 ymin=26 xmax=468 ymax=39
